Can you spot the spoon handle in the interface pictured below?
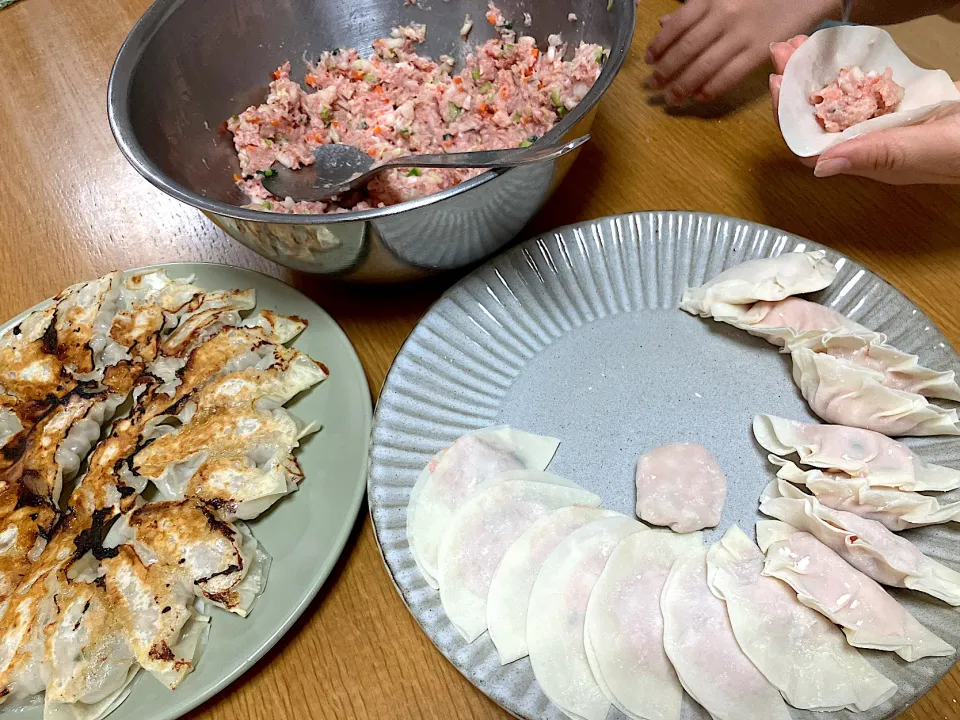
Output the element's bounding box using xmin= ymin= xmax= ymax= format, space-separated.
xmin=376 ymin=135 xmax=590 ymax=171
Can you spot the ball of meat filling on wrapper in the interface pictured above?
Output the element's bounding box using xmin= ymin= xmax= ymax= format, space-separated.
xmin=778 ymin=26 xmax=960 ymax=157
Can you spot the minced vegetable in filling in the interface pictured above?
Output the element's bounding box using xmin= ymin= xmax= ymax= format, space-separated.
xmin=809 ymin=66 xmax=904 ymax=133
xmin=227 ymin=6 xmax=605 ymax=214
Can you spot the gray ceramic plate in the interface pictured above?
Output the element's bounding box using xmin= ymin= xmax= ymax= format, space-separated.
xmin=369 ymin=212 xmax=960 ymax=720
xmin=1 ymin=263 xmax=371 ymax=720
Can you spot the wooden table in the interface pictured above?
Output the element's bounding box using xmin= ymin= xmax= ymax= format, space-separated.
xmin=2 ymin=0 xmax=960 ymax=717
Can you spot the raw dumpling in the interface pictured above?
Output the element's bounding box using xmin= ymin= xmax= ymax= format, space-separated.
xmin=680 ymin=250 xmax=837 ymax=319
xmin=436 ymin=471 xmax=601 ymax=642
xmin=661 ymin=548 xmax=792 ymax=720
xmin=753 ymin=414 xmax=960 ymax=491
xmin=527 ymin=515 xmax=646 ymax=720
xmin=635 ymin=443 xmax=726 ymax=532
xmin=771 ymin=455 xmax=960 ymax=531
xmin=760 ymin=478 xmax=960 ymax=605
xmin=407 ymin=426 xmax=559 ymax=589
xmin=758 ymin=520 xmax=954 ymax=661
xmin=787 ymin=331 xmax=960 ymax=401
xmin=487 ymin=505 xmax=619 ymax=665
xmin=706 ymin=525 xmax=896 ymax=711
xmin=791 ymin=347 xmax=960 ymax=436
xmin=732 ymin=296 xmax=868 ymax=346
xmin=584 ymin=530 xmax=702 ymax=720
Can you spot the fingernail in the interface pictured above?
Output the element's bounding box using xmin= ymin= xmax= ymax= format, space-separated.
xmin=769 ymin=42 xmax=777 ymax=51
xmin=666 ymin=89 xmax=683 ymax=105
xmin=646 ymin=76 xmax=661 ymax=89
xmin=814 ymin=158 xmax=851 ymax=178
xmin=645 ymin=49 xmax=653 ymax=64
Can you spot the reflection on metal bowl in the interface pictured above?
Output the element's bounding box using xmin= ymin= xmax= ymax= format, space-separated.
xmin=108 ymin=0 xmax=633 ymax=281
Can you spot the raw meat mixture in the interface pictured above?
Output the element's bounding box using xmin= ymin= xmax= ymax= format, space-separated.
xmin=810 ymin=66 xmax=905 ymax=133
xmin=227 ymin=6 xmax=605 ymax=214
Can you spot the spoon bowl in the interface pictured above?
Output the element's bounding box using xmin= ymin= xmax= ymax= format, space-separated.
xmin=262 ymin=135 xmax=590 ymax=203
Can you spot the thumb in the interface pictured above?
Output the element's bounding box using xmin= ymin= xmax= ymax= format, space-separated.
xmin=814 ymin=117 xmax=960 ymax=185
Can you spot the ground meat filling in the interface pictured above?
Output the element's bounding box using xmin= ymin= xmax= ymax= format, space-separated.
xmin=810 ymin=66 xmax=905 ymax=133
xmin=227 ymin=11 xmax=605 ymax=215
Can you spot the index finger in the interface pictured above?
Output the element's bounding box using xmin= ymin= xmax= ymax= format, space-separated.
xmin=645 ymin=0 xmax=709 ymax=64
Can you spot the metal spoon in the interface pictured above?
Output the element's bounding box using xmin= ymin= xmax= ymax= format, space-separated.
xmin=260 ymin=135 xmax=590 ymax=202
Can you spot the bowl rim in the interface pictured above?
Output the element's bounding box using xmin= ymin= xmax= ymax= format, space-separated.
xmin=107 ymin=0 xmax=636 ymax=226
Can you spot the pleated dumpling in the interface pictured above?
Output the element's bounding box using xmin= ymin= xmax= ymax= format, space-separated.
xmin=680 ymin=250 xmax=837 ymax=319
xmin=661 ymin=548 xmax=792 ymax=720
xmin=771 ymin=455 xmax=960 ymax=531
xmin=583 ymin=530 xmax=702 ymax=720
xmin=758 ymin=520 xmax=954 ymax=662
xmin=786 ymin=332 xmax=960 ymax=401
xmin=527 ymin=515 xmax=646 ymax=720
xmin=706 ymin=525 xmax=897 ymax=712
xmin=760 ymin=479 xmax=960 ymax=606
xmin=436 ymin=471 xmax=600 ymax=642
xmin=791 ymin=347 xmax=960 ymax=436
xmin=407 ymin=426 xmax=559 ymax=589
xmin=731 ymin=296 xmax=868 ymax=346
xmin=753 ymin=414 xmax=960 ymax=491
xmin=487 ymin=505 xmax=619 ymax=665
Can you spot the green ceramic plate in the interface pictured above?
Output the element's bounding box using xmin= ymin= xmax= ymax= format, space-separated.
xmin=1 ymin=263 xmax=372 ymax=720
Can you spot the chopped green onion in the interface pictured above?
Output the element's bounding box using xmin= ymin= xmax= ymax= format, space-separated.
xmin=258 ymin=168 xmax=277 ymax=178
xmin=607 ymin=0 xmax=614 ymax=10
xmin=319 ymin=107 xmax=333 ymax=126
xmin=551 ymin=88 xmax=562 ymax=108
xmin=443 ymin=133 xmax=453 ymax=140
xmin=359 ymin=121 xmax=368 ymax=129
xmin=230 ymin=115 xmax=239 ymax=121
xmin=407 ymin=168 xmax=423 ymax=176
xmin=448 ymin=102 xmax=462 ymax=121
xmin=479 ymin=82 xmax=492 ymax=93
xmin=364 ymin=73 xmax=379 ymax=84
xmin=263 ymin=138 xmax=273 ymax=146
xmin=498 ymin=21 xmax=513 ymax=31
xmin=262 ymin=200 xmax=272 ymax=209
xmin=399 ymin=128 xmax=410 ymax=137
xmin=472 ymin=69 xmax=481 ymax=82
xmin=595 ymin=48 xmax=605 ymax=64
xmin=506 ymin=43 xmax=515 ymax=51
xmin=519 ymin=140 xmax=533 ymax=148
xmin=512 ymin=111 xmax=522 ymax=122
xmin=557 ymin=106 xmax=568 ymax=118
xmin=332 ymin=48 xmax=341 ymax=55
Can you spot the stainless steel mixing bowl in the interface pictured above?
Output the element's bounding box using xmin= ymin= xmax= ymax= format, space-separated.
xmin=108 ymin=0 xmax=635 ymax=280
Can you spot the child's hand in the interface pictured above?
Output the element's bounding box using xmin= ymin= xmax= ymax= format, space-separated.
xmin=645 ymin=0 xmax=833 ymax=104
xmin=770 ymin=37 xmax=960 ymax=184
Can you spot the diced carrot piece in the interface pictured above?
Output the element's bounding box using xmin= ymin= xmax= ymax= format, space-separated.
xmin=233 ymin=174 xmax=242 ymax=182
xmin=486 ymin=11 xmax=497 ymax=24
xmin=531 ymin=48 xmax=539 ymax=57
xmin=373 ymin=126 xmax=383 ymax=135
xmin=305 ymin=73 xmax=318 ymax=87
xmin=367 ymin=148 xmax=378 ymax=157
xmin=454 ymin=76 xmax=463 ymax=86
xmin=273 ymin=70 xmax=281 ymax=79
xmin=270 ymin=120 xmax=280 ymax=127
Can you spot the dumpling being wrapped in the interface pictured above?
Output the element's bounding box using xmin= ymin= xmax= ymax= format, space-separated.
xmin=635 ymin=443 xmax=726 ymax=532
xmin=791 ymin=347 xmax=960 ymax=436
xmin=787 ymin=331 xmax=960 ymax=401
xmin=406 ymin=426 xmax=559 ymax=589
xmin=436 ymin=471 xmax=601 ymax=642
xmin=758 ymin=520 xmax=954 ymax=662
xmin=754 ymin=414 xmax=960 ymax=491
xmin=487 ymin=506 xmax=619 ymax=665
xmin=680 ymin=250 xmax=837 ymax=319
xmin=661 ymin=548 xmax=792 ymax=720
xmin=760 ymin=478 xmax=960 ymax=605
xmin=706 ymin=525 xmax=896 ymax=711
xmin=584 ymin=530 xmax=702 ymax=720
xmin=771 ymin=455 xmax=960 ymax=531
xmin=527 ymin=515 xmax=645 ymax=720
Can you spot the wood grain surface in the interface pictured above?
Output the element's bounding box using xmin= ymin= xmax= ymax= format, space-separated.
xmin=2 ymin=0 xmax=960 ymax=717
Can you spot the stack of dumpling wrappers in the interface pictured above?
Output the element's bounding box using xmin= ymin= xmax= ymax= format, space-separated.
xmin=406 ymin=250 xmax=960 ymax=720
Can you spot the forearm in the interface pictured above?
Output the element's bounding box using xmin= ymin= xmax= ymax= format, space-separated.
xmin=839 ymin=0 xmax=959 ymax=26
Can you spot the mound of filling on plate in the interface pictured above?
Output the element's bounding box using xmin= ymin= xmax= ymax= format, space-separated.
xmin=227 ymin=5 xmax=606 ymax=214
xmin=0 ymin=270 xmax=326 ymax=719
xmin=809 ymin=66 xmax=904 ymax=133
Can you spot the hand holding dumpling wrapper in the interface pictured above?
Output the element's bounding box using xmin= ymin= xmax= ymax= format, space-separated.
xmin=771 ymin=26 xmax=960 ymax=183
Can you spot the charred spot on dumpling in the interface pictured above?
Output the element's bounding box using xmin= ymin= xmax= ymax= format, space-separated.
xmin=71 ymin=508 xmax=120 ymax=562
xmin=40 ymin=312 xmax=60 ymax=357
xmin=148 ymin=641 xmax=176 ymax=662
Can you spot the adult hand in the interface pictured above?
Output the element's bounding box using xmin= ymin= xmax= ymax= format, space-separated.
xmin=770 ymin=38 xmax=960 ymax=185
xmin=645 ymin=0 xmax=834 ymax=104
